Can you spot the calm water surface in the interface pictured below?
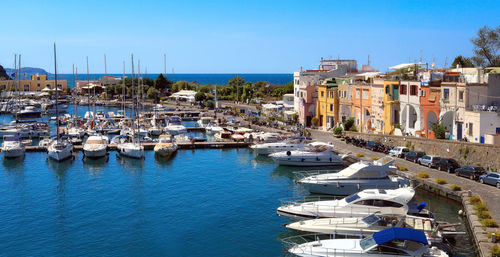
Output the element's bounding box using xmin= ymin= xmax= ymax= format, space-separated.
xmin=0 ymin=148 xmax=475 ymax=256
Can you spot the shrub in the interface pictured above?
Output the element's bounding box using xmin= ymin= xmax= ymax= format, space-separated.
xmin=356 ymin=153 xmax=364 ymax=157
xmin=435 ymin=178 xmax=447 ymax=185
xmin=311 ymin=117 xmax=319 ymax=127
xmin=474 ymin=202 xmax=489 ymax=212
xmin=333 ymin=127 xmax=343 ymax=135
xmin=469 ymin=196 xmax=482 ymax=205
xmin=343 ymin=117 xmax=355 ymax=131
xmin=449 ymin=184 xmax=462 ymax=191
xmin=491 ymin=244 xmax=500 ymax=256
xmin=370 ymin=157 xmax=379 ymax=161
xmin=477 ymin=210 xmax=492 ymax=220
xmin=417 ymin=172 xmax=429 ymax=178
xmin=398 ymin=166 xmax=408 ymax=171
xmin=481 ymin=219 xmax=499 ymax=228
xmin=487 ymin=231 xmax=500 ymax=243
xmin=404 ymin=141 xmax=411 ymax=148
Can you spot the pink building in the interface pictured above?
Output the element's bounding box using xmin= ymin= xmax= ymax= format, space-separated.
xmin=298 ymin=83 xmax=317 ymax=127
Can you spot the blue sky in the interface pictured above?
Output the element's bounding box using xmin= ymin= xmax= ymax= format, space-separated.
xmin=1 ymin=0 xmax=499 ymax=74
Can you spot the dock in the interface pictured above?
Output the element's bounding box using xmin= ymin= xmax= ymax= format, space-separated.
xmin=22 ymin=141 xmax=251 ymax=152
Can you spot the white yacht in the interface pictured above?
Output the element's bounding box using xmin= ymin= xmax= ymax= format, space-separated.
xmin=117 ymin=137 xmax=144 ymax=159
xmin=250 ymin=139 xmax=306 ymax=155
xmin=148 ymin=126 xmax=163 ymax=136
xmin=214 ymin=131 xmax=232 ymax=141
xmin=296 ymin=157 xmax=409 ymax=195
xmin=1 ymin=135 xmax=25 ymax=158
xmin=83 ymin=135 xmax=108 ymax=158
xmin=288 ymin=227 xmax=448 ymax=257
xmin=269 ymin=143 xmax=344 ymax=166
xmin=277 ymin=188 xmax=414 ymax=219
xmin=154 ymin=134 xmax=178 ymax=158
xmin=47 ymin=139 xmax=73 ymax=161
xmin=197 ymin=116 xmax=214 ymax=128
xmin=205 ymin=124 xmax=224 ymax=134
xmin=286 ymin=214 xmax=442 ymax=243
xmin=165 ymin=124 xmax=187 ymax=135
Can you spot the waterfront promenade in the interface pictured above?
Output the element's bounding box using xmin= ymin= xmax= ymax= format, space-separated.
xmin=310 ymin=129 xmax=500 ymax=224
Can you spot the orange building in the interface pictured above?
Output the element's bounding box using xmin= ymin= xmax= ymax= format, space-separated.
xmin=352 ymin=83 xmax=372 ymax=132
xmin=419 ymin=83 xmax=441 ymax=138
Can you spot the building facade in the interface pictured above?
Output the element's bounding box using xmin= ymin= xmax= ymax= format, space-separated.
xmin=370 ymin=80 xmax=384 ymax=134
xmin=400 ymin=80 xmax=422 ymax=136
xmin=0 ymin=74 xmax=68 ymax=93
xmin=352 ymin=83 xmax=372 ymax=132
xmin=316 ymin=78 xmax=340 ymax=130
xmin=383 ymin=80 xmax=401 ymax=134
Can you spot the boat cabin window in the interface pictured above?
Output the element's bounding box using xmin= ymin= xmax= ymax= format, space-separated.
xmin=345 ymin=194 xmax=360 ymax=203
xmin=372 ymin=200 xmax=403 ymax=208
xmin=375 ymin=245 xmax=410 ymax=255
xmin=360 ymin=237 xmax=377 ymax=250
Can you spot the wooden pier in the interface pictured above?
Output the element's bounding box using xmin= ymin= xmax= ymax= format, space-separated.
xmin=20 ymin=141 xmax=251 ymax=152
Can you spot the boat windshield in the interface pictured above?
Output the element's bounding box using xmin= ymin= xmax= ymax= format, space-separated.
xmin=345 ymin=194 xmax=360 ymax=203
xmin=360 ymin=237 xmax=377 ymax=251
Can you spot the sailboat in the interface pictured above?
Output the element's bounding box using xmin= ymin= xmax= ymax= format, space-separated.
xmin=117 ymin=54 xmax=144 ymax=159
xmin=47 ymin=43 xmax=74 ymax=162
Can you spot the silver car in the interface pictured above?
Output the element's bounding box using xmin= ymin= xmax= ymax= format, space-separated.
xmin=417 ymin=155 xmax=441 ymax=168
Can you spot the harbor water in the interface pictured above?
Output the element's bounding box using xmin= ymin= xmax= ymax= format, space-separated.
xmin=0 ymin=147 xmax=476 ymax=256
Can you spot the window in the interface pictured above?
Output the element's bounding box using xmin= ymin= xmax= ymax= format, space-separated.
xmin=330 ymin=91 xmax=334 ymax=98
xmin=345 ymin=194 xmax=360 ymax=203
xmin=300 ymin=92 xmax=303 ymax=98
xmin=329 ymin=104 xmax=333 ymax=112
xmin=410 ymin=85 xmax=418 ymax=96
xmin=24 ymin=85 xmax=30 ymax=91
xmin=392 ymin=85 xmax=399 ymax=101
xmin=321 ymin=91 xmax=324 ymax=97
xmin=400 ymin=84 xmax=407 ymax=95
xmin=385 ymin=86 xmax=389 ymax=94
xmin=356 ymin=89 xmax=360 ymax=99
xmin=468 ymin=122 xmax=473 ymax=136
xmin=459 ymin=90 xmax=464 ymax=102
xmin=362 ymin=89 xmax=369 ymax=100
xmin=443 ymin=89 xmax=449 ymax=101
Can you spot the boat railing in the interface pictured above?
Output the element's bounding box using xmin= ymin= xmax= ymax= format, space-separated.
xmin=293 ymin=170 xmax=338 ymax=180
xmin=279 ymin=196 xmax=339 ymax=207
xmin=281 ymin=233 xmax=354 ymax=257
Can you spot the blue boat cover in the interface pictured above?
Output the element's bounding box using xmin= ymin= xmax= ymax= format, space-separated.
xmin=373 ymin=228 xmax=428 ymax=245
xmin=417 ymin=202 xmax=427 ymax=212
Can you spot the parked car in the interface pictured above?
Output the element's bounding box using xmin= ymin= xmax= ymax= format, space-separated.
xmin=437 ymin=158 xmax=460 ymax=173
xmin=365 ymin=141 xmax=383 ymax=152
xmin=404 ymin=151 xmax=425 ymax=163
xmin=455 ymin=166 xmax=486 ymax=180
xmin=389 ymin=147 xmax=409 ymax=158
xmin=417 ymin=155 xmax=441 ymax=168
xmin=479 ymin=172 xmax=500 ymax=188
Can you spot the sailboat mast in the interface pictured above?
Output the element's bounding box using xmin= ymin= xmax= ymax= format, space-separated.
xmin=138 ymin=59 xmax=141 ymax=114
xmin=86 ymin=56 xmax=90 ymax=114
xmin=72 ymin=64 xmax=76 ymax=117
xmin=122 ymin=61 xmax=125 ymax=114
xmin=13 ymin=54 xmax=17 ymax=123
xmin=131 ymin=54 xmax=137 ymax=140
xmin=53 ymin=43 xmax=60 ymax=142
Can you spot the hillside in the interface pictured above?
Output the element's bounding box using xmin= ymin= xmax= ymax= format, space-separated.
xmin=4 ymin=67 xmax=49 ymax=76
xmin=0 ymin=65 xmax=10 ymax=80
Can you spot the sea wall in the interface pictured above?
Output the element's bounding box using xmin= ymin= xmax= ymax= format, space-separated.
xmin=344 ymin=131 xmax=500 ymax=170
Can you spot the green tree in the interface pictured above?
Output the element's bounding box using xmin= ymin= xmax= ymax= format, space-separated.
xmin=343 ymin=117 xmax=355 ymax=131
xmin=228 ymin=76 xmax=245 ymax=101
xmin=205 ymin=100 xmax=215 ymax=109
xmin=333 ymin=127 xmax=343 ymax=135
xmin=172 ymin=81 xmax=190 ymax=92
xmin=241 ymin=83 xmax=253 ymax=101
xmin=147 ymin=87 xmax=160 ymax=101
xmin=311 ymin=117 xmax=319 ymax=127
xmin=471 ymin=25 xmax=500 ymax=67
xmin=155 ymin=74 xmax=170 ymax=91
xmin=195 ymin=92 xmax=206 ymax=102
xmin=451 ymin=55 xmax=475 ymax=68
xmin=431 ymin=123 xmax=447 ymax=139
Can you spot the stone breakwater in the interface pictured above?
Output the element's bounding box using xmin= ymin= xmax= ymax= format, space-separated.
xmin=344 ymin=131 xmax=500 ymax=170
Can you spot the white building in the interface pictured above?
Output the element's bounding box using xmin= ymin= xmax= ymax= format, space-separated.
xmin=400 ymin=81 xmax=423 ymax=136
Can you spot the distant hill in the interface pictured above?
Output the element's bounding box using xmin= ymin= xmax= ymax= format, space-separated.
xmin=4 ymin=67 xmax=49 ymax=77
xmin=0 ymin=65 xmax=10 ymax=80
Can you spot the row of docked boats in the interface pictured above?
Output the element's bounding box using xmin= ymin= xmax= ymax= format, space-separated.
xmin=249 ymin=138 xmax=458 ymax=256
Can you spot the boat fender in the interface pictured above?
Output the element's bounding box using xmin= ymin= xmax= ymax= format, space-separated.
xmin=336 ymin=181 xmax=340 ymax=188
xmin=286 ymin=151 xmax=291 ymax=156
xmin=316 ymin=157 xmax=320 ymax=161
xmin=301 ymin=158 xmax=305 ymax=162
xmin=357 ymin=183 xmax=360 ymax=190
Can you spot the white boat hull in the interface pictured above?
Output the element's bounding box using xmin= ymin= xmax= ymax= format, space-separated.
xmin=84 ymin=147 xmax=107 ymax=158
xmin=48 ymin=145 xmax=73 ymax=161
xmin=299 ymin=179 xmax=409 ymax=196
xmin=118 ymin=144 xmax=144 ymax=159
xmin=154 ymin=145 xmax=177 ymax=157
xmin=2 ymin=147 xmax=25 ymax=158
xmin=272 ymin=156 xmax=344 ymax=166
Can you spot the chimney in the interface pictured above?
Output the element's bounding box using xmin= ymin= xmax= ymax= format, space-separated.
xmin=300 ymin=66 xmax=303 ymax=72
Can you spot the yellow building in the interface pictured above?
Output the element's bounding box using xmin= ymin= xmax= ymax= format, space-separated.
xmin=0 ymin=74 xmax=68 ymax=93
xmin=383 ymin=80 xmax=401 ymax=134
xmin=316 ymin=78 xmax=340 ymax=129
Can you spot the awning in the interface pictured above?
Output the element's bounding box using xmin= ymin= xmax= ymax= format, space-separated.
xmin=373 ymin=228 xmax=428 ymax=245
xmin=389 ymin=63 xmax=425 ymax=70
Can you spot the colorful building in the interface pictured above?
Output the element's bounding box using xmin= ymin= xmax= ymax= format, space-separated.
xmin=419 ymin=81 xmax=441 ymax=139
xmin=352 ymin=83 xmax=372 ymax=132
xmin=316 ymin=78 xmax=340 ymax=129
xmin=0 ymin=74 xmax=68 ymax=93
xmin=383 ymin=80 xmax=400 ymax=134
xmin=338 ymin=79 xmax=353 ymax=123
xmin=370 ymin=79 xmax=385 ymax=133
xmin=400 ymin=80 xmax=422 ymax=136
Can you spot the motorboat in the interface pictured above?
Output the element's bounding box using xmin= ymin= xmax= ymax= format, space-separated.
xmin=117 ymin=137 xmax=144 ymax=159
xmin=252 ymin=132 xmax=283 ymax=142
xmin=197 ymin=117 xmax=214 ymax=128
xmin=47 ymin=139 xmax=74 ymax=161
xmin=83 ymin=135 xmax=108 ymax=158
xmin=296 ymin=157 xmax=409 ymax=195
xmin=165 ymin=124 xmax=187 ymax=135
xmin=250 ymin=139 xmax=306 ymax=155
xmin=288 ymin=227 xmax=448 ymax=257
xmin=148 ymin=126 xmax=163 ymax=136
xmin=214 ymin=131 xmax=232 ymax=141
xmin=277 ymin=188 xmax=414 ymax=220
xmin=154 ymin=134 xmax=178 ymax=158
xmin=39 ymin=136 xmax=52 ymax=147
xmin=16 ymin=106 xmax=42 ymax=119
xmin=205 ymin=124 xmax=224 ymax=134
xmin=231 ymin=134 xmax=245 ymax=142
xmin=1 ymin=135 xmax=25 ymax=158
xmin=269 ymin=143 xmax=344 ymax=167
xmin=174 ymin=134 xmax=191 ymax=143
xmin=286 ymin=214 xmax=442 ymax=243
xmin=67 ymin=126 xmax=86 ymax=138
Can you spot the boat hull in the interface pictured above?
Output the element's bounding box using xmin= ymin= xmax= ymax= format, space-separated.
xmin=48 ymin=148 xmax=73 ymax=161
xmin=299 ymin=180 xmax=408 ymax=196
xmin=2 ymin=147 xmax=25 ymax=158
xmin=84 ymin=147 xmax=107 ymax=158
xmin=272 ymin=157 xmax=343 ymax=166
